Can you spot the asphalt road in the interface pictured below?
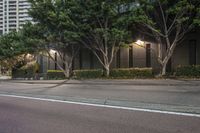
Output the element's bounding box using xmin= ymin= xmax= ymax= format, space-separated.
xmin=0 ymin=95 xmax=200 ymax=133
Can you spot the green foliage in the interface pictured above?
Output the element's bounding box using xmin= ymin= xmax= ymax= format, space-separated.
xmin=28 ymin=0 xmax=80 ymax=78
xmin=28 ymin=0 xmax=132 ymax=76
xmin=193 ymin=7 xmax=200 ymax=26
xmin=110 ymin=68 xmax=153 ymax=79
xmin=70 ymin=0 xmax=130 ymax=46
xmin=175 ymin=65 xmax=200 ymax=78
xmin=28 ymin=0 xmax=80 ymax=50
xmin=0 ymin=24 xmax=44 ymax=74
xmin=12 ymin=61 xmax=39 ymax=79
xmin=0 ymin=23 xmax=44 ymax=62
xmin=0 ymin=32 xmax=22 ymax=60
xmin=19 ymin=23 xmax=46 ymax=52
xmin=73 ymin=69 xmax=103 ymax=79
xmin=47 ymin=70 xmax=66 ymax=80
xmin=73 ymin=68 xmax=153 ymax=79
xmin=131 ymin=0 xmax=200 ymax=28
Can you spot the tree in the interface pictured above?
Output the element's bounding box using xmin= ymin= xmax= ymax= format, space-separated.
xmin=129 ymin=0 xmax=200 ymax=75
xmin=0 ymin=22 xmax=44 ymax=60
xmin=0 ymin=32 xmax=22 ymax=60
xmin=0 ymin=29 xmax=40 ymax=74
xmin=28 ymin=0 xmax=132 ymax=77
xmin=28 ymin=0 xmax=80 ymax=78
xmin=65 ymin=0 xmax=131 ymax=76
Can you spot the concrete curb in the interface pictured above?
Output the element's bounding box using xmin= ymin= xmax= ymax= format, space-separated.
xmin=4 ymin=79 xmax=200 ymax=86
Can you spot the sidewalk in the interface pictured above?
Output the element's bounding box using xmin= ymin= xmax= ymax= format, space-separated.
xmin=6 ymin=79 xmax=200 ymax=86
xmin=0 ymin=76 xmax=11 ymax=80
xmin=1 ymin=79 xmax=200 ymax=114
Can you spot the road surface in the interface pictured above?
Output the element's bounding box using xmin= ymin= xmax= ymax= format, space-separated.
xmin=0 ymin=95 xmax=200 ymax=133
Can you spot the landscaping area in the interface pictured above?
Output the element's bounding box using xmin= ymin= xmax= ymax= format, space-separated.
xmin=1 ymin=0 xmax=200 ymax=80
xmin=12 ymin=65 xmax=200 ymax=80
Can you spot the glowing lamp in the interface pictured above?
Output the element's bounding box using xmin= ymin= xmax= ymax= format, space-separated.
xmin=135 ymin=40 xmax=145 ymax=46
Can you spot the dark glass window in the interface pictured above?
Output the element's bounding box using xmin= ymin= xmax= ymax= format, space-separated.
xmin=189 ymin=40 xmax=197 ymax=65
xmin=117 ymin=49 xmax=121 ymax=68
xmin=72 ymin=59 xmax=75 ymax=70
xmin=48 ymin=56 xmax=50 ymax=70
xmin=79 ymin=50 xmax=82 ymax=69
xmin=129 ymin=46 xmax=133 ymax=68
xmin=90 ymin=51 xmax=94 ymax=69
xmin=146 ymin=44 xmax=151 ymax=67
xmin=63 ymin=53 xmax=66 ymax=70
xmin=55 ymin=52 xmax=57 ymax=70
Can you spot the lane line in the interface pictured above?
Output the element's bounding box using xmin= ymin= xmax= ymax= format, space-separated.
xmin=0 ymin=93 xmax=200 ymax=118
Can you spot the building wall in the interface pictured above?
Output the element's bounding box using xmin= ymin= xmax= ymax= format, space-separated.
xmin=172 ymin=42 xmax=189 ymax=68
xmin=43 ymin=32 xmax=200 ymax=73
xmin=120 ymin=48 xmax=129 ymax=68
xmin=132 ymin=44 xmax=146 ymax=67
xmin=172 ymin=31 xmax=200 ymax=70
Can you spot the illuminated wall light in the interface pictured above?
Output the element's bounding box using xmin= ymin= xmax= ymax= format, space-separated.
xmin=50 ymin=49 xmax=57 ymax=53
xmin=135 ymin=40 xmax=145 ymax=46
xmin=26 ymin=53 xmax=34 ymax=59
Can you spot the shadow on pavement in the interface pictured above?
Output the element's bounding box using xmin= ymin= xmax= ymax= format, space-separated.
xmin=46 ymin=79 xmax=69 ymax=88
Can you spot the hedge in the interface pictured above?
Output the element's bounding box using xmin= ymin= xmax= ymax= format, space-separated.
xmin=47 ymin=70 xmax=66 ymax=80
xmin=73 ymin=68 xmax=153 ymax=79
xmin=12 ymin=62 xmax=39 ymax=79
xmin=175 ymin=65 xmax=200 ymax=78
xmin=12 ymin=68 xmax=34 ymax=79
xmin=73 ymin=69 xmax=103 ymax=79
xmin=110 ymin=68 xmax=153 ymax=78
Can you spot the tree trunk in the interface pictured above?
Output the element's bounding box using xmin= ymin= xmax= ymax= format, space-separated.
xmin=160 ymin=50 xmax=173 ymax=76
xmin=161 ymin=62 xmax=167 ymax=76
xmin=104 ymin=65 xmax=110 ymax=77
xmin=64 ymin=67 xmax=70 ymax=78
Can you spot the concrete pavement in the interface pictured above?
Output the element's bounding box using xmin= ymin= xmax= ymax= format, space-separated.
xmin=7 ymin=79 xmax=200 ymax=86
xmin=0 ymin=95 xmax=200 ymax=133
xmin=0 ymin=76 xmax=11 ymax=80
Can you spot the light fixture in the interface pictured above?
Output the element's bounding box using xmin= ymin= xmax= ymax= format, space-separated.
xmin=135 ymin=40 xmax=145 ymax=46
xmin=50 ymin=49 xmax=56 ymax=53
xmin=26 ymin=53 xmax=32 ymax=58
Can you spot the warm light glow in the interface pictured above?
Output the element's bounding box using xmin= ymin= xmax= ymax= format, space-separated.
xmin=135 ymin=40 xmax=145 ymax=46
xmin=27 ymin=54 xmax=32 ymax=57
xmin=25 ymin=54 xmax=34 ymax=61
xmin=50 ymin=49 xmax=56 ymax=53
xmin=26 ymin=53 xmax=34 ymax=59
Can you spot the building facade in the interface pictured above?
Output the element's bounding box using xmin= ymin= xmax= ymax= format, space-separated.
xmin=38 ymin=31 xmax=200 ymax=74
xmin=0 ymin=0 xmax=31 ymax=35
xmin=0 ymin=1 xmax=199 ymax=75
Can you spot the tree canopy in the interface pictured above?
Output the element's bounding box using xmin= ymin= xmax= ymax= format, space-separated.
xmin=128 ymin=0 xmax=200 ymax=75
xmin=67 ymin=0 xmax=131 ymax=76
xmin=28 ymin=0 xmax=132 ymax=76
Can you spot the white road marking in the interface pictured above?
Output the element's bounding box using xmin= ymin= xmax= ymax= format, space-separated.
xmin=0 ymin=93 xmax=200 ymax=118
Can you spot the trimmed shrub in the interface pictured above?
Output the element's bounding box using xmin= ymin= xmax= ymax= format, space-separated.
xmin=12 ymin=61 xmax=38 ymax=79
xmin=73 ymin=68 xmax=153 ymax=79
xmin=175 ymin=65 xmax=200 ymax=78
xmin=47 ymin=70 xmax=66 ymax=80
xmin=110 ymin=68 xmax=153 ymax=79
xmin=12 ymin=68 xmax=34 ymax=79
xmin=73 ymin=69 xmax=103 ymax=79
